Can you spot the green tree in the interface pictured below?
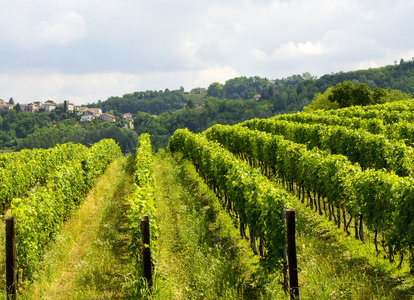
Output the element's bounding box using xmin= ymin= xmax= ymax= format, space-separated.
xmin=206 ymin=82 xmax=223 ymax=98
xmin=14 ymin=103 xmax=21 ymax=112
xmin=353 ymin=82 xmax=373 ymax=106
xmin=303 ymin=87 xmax=339 ymax=112
xmin=328 ymin=81 xmax=356 ymax=108
xmin=385 ymin=89 xmax=412 ymax=102
xmin=187 ymin=99 xmax=195 ymax=109
xmin=63 ymin=100 xmax=68 ymax=113
xmin=49 ymin=110 xmax=57 ymax=121
xmin=9 ymin=97 xmax=14 ymax=105
xmin=268 ymin=86 xmax=274 ymax=98
xmin=372 ymin=87 xmax=388 ymax=104
xmin=329 ymin=81 xmax=376 ymax=107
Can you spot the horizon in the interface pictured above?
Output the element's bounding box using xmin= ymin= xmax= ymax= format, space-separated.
xmin=1 ymin=60 xmax=407 ymax=106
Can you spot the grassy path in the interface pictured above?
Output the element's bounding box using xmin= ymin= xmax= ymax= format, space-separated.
xmin=152 ymin=151 xmax=284 ymax=299
xmin=20 ymin=157 xmax=133 ymax=299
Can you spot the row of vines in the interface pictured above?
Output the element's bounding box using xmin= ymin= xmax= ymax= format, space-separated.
xmin=126 ymin=133 xmax=158 ymax=272
xmin=241 ymin=118 xmax=414 ymax=176
xmin=0 ymin=143 xmax=87 ymax=211
xmin=168 ymin=129 xmax=293 ymax=271
xmin=275 ymin=101 xmax=414 ymax=146
xmin=204 ymin=124 xmax=414 ymax=269
xmin=10 ymin=139 xmax=122 ymax=280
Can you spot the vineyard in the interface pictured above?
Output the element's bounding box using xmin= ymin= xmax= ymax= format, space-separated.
xmin=166 ymin=99 xmax=414 ymax=297
xmin=2 ymin=99 xmax=414 ymax=298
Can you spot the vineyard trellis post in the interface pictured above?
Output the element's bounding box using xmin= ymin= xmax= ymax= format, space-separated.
xmin=6 ymin=217 xmax=16 ymax=300
xmin=282 ymin=201 xmax=288 ymax=293
xmin=140 ymin=216 xmax=152 ymax=289
xmin=286 ymin=209 xmax=299 ymax=300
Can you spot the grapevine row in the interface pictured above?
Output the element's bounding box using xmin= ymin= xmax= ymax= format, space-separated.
xmin=204 ymin=124 xmax=414 ymax=267
xmin=0 ymin=143 xmax=87 ymax=211
xmin=240 ymin=118 xmax=414 ymax=177
xmin=168 ymin=128 xmax=292 ymax=270
xmin=11 ymin=139 xmax=122 ymax=279
xmin=273 ymin=108 xmax=414 ymax=147
xmin=126 ymin=133 xmax=158 ymax=267
xmin=320 ymin=99 xmax=414 ymax=120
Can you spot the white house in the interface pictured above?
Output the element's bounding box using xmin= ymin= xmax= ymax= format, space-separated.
xmin=123 ymin=112 xmax=133 ymax=119
xmin=80 ymin=115 xmax=94 ymax=123
xmin=43 ymin=102 xmax=56 ymax=112
xmin=83 ymin=108 xmax=102 ymax=117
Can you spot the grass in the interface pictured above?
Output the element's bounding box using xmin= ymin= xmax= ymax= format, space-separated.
xmin=152 ymin=150 xmax=286 ymax=299
xmin=292 ymin=198 xmax=414 ymax=299
xmin=0 ymin=215 xmax=5 ymax=299
xmin=17 ymin=156 xmax=133 ymax=299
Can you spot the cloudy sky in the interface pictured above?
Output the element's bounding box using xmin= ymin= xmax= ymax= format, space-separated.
xmin=1 ymin=0 xmax=413 ymax=105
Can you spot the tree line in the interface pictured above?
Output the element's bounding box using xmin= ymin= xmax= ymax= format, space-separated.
xmin=2 ymin=59 xmax=414 ymax=152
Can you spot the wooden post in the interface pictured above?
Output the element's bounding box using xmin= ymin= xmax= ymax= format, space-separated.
xmin=140 ymin=216 xmax=152 ymax=289
xmin=286 ymin=209 xmax=299 ymax=299
xmin=6 ymin=217 xmax=16 ymax=300
xmin=282 ymin=201 xmax=288 ymax=293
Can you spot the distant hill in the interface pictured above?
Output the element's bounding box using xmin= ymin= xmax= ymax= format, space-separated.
xmin=87 ymin=59 xmax=414 ymax=116
xmin=2 ymin=59 xmax=414 ymax=152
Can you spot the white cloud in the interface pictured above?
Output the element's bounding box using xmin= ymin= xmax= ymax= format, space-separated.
xmin=0 ymin=66 xmax=240 ymax=105
xmin=195 ymin=65 xmax=240 ymax=86
xmin=233 ymin=22 xmax=245 ymax=33
xmin=272 ymin=41 xmax=332 ymax=59
xmin=34 ymin=11 xmax=87 ymax=47
xmin=252 ymin=49 xmax=267 ymax=60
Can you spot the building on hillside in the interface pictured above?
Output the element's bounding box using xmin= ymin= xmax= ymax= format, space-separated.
xmin=80 ymin=115 xmax=94 ymax=123
xmin=86 ymin=108 xmax=102 ymax=116
xmin=0 ymin=99 xmax=4 ymax=105
xmin=0 ymin=104 xmax=14 ymax=110
xmin=22 ymin=103 xmax=38 ymax=112
xmin=44 ymin=102 xmax=56 ymax=112
xmin=67 ymin=102 xmax=74 ymax=112
xmin=83 ymin=110 xmax=95 ymax=117
xmin=79 ymin=107 xmax=89 ymax=114
xmin=193 ymin=87 xmax=206 ymax=94
xmin=124 ymin=117 xmax=134 ymax=129
xmin=58 ymin=102 xmax=75 ymax=112
xmin=253 ymin=94 xmax=261 ymax=100
xmin=82 ymin=108 xmax=102 ymax=117
xmin=195 ymin=102 xmax=205 ymax=109
xmin=101 ymin=113 xmax=116 ymax=122
xmin=123 ymin=112 xmax=133 ymax=119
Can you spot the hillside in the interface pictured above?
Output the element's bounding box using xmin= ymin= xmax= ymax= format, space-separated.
xmin=88 ymin=59 xmax=414 ymax=116
xmin=2 ymin=60 xmax=414 ymax=152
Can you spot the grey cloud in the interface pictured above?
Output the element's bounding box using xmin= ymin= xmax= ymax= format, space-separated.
xmin=0 ymin=0 xmax=413 ymax=102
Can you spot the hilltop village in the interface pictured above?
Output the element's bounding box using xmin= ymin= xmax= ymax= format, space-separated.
xmin=0 ymin=99 xmax=134 ymax=129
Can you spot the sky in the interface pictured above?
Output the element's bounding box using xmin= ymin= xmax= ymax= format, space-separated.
xmin=1 ymin=0 xmax=413 ymax=105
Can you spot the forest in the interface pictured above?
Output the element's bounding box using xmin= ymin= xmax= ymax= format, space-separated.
xmin=1 ymin=59 xmax=414 ymax=152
